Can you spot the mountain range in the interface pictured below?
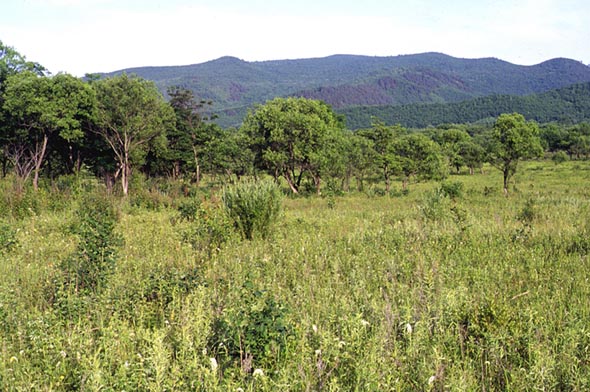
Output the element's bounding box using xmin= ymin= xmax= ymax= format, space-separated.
xmin=103 ymin=52 xmax=590 ymax=128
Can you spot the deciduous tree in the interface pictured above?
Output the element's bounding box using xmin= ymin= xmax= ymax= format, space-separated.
xmin=242 ymin=97 xmax=344 ymax=194
xmin=93 ymin=74 xmax=174 ymax=195
xmin=487 ymin=113 xmax=543 ymax=193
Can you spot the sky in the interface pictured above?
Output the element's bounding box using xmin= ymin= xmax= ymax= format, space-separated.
xmin=1 ymin=0 xmax=589 ymax=76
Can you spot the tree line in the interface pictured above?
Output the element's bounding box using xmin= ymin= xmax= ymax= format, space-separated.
xmin=1 ymin=41 xmax=588 ymax=197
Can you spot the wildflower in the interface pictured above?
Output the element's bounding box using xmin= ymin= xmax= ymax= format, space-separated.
xmin=428 ymin=375 xmax=436 ymax=385
xmin=361 ymin=319 xmax=370 ymax=327
xmin=253 ymin=368 xmax=264 ymax=377
xmin=405 ymin=323 xmax=413 ymax=334
xmin=315 ymin=349 xmax=322 ymax=356
xmin=60 ymin=350 xmax=67 ymax=358
xmin=210 ymin=357 xmax=218 ymax=372
xmin=312 ymin=324 xmax=318 ymax=333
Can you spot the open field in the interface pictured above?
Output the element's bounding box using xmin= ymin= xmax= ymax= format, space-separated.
xmin=1 ymin=160 xmax=590 ymax=390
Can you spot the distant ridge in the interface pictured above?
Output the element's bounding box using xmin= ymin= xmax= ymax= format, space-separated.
xmin=102 ymin=53 xmax=590 ymax=127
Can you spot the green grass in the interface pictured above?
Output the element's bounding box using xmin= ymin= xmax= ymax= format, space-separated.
xmin=1 ymin=160 xmax=590 ymax=390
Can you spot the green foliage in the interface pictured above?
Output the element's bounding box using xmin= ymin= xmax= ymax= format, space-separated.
xmin=439 ymin=180 xmax=464 ymax=199
xmin=175 ymin=197 xmax=201 ymax=222
xmin=418 ymin=188 xmax=451 ymax=221
xmin=242 ymin=97 xmax=345 ymax=194
xmin=487 ymin=113 xmax=544 ymax=192
xmin=222 ymin=180 xmax=282 ymax=240
xmin=93 ymin=73 xmax=175 ymax=195
xmin=60 ymin=193 xmax=122 ymax=293
xmin=208 ymin=281 xmax=293 ymax=373
xmin=0 ymin=220 xmax=17 ymax=254
xmin=552 ymin=150 xmax=569 ymax=164
xmin=181 ymin=203 xmax=234 ymax=255
xmin=342 ymin=82 xmax=590 ymax=129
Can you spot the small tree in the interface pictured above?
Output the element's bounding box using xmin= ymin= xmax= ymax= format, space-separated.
xmin=357 ymin=121 xmax=405 ymax=192
xmin=487 ymin=113 xmax=543 ymax=194
xmin=394 ymin=133 xmax=448 ymax=190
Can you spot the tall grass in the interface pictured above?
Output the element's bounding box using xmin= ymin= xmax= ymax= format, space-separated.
xmin=0 ymin=161 xmax=589 ymax=390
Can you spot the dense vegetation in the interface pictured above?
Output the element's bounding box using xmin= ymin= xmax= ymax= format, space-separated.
xmin=2 ymin=40 xmax=590 ymax=390
xmin=342 ymin=82 xmax=590 ymax=129
xmin=103 ymin=53 xmax=590 ymax=128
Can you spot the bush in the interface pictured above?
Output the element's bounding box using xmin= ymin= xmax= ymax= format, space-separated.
xmin=222 ymin=180 xmax=282 ymax=240
xmin=0 ymin=220 xmax=18 ymax=254
xmin=418 ymin=188 xmax=450 ymax=222
xmin=175 ymin=197 xmax=201 ymax=222
xmin=60 ymin=193 xmax=122 ymax=293
xmin=439 ymin=181 xmax=464 ymax=199
xmin=208 ymin=281 xmax=293 ymax=373
xmin=181 ymin=204 xmax=234 ymax=255
xmin=552 ymin=151 xmax=569 ymax=164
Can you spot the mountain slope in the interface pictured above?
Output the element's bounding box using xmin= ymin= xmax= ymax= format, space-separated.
xmin=340 ymin=82 xmax=590 ymax=129
xmin=103 ymin=53 xmax=590 ymax=127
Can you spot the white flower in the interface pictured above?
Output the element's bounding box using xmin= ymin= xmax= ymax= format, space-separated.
xmin=315 ymin=349 xmax=322 ymax=356
xmin=60 ymin=350 xmax=67 ymax=358
xmin=312 ymin=324 xmax=318 ymax=333
xmin=361 ymin=319 xmax=370 ymax=327
xmin=405 ymin=323 xmax=413 ymax=334
xmin=253 ymin=368 xmax=264 ymax=377
xmin=236 ymin=388 xmax=244 ymax=392
xmin=210 ymin=357 xmax=218 ymax=372
xmin=428 ymin=375 xmax=436 ymax=385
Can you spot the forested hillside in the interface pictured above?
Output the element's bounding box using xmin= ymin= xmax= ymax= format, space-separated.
xmin=342 ymin=82 xmax=590 ymax=129
xmin=104 ymin=53 xmax=590 ymax=127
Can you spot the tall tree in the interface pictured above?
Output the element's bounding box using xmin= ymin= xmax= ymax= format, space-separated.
xmin=242 ymin=97 xmax=344 ymax=194
xmin=2 ymin=72 xmax=94 ymax=190
xmin=0 ymin=41 xmax=46 ymax=177
xmin=487 ymin=113 xmax=544 ymax=193
xmin=166 ymin=86 xmax=214 ymax=183
xmin=93 ymin=74 xmax=174 ymax=196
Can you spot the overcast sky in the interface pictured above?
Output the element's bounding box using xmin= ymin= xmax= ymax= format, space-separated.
xmin=2 ymin=0 xmax=589 ymax=76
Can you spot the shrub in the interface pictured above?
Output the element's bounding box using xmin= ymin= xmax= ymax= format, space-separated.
xmin=439 ymin=181 xmax=464 ymax=199
xmin=181 ymin=204 xmax=234 ymax=255
xmin=552 ymin=151 xmax=568 ymax=164
xmin=418 ymin=188 xmax=450 ymax=222
xmin=60 ymin=193 xmax=122 ymax=293
xmin=222 ymin=180 xmax=282 ymax=240
xmin=208 ymin=281 xmax=293 ymax=373
xmin=0 ymin=220 xmax=18 ymax=254
xmin=175 ymin=197 xmax=201 ymax=222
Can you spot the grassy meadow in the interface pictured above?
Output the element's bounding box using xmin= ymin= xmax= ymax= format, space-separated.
xmin=1 ymin=160 xmax=590 ymax=391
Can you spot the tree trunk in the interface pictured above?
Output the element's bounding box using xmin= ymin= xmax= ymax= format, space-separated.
xmin=503 ymin=168 xmax=509 ymax=195
xmin=284 ymin=171 xmax=299 ymax=194
xmin=313 ymin=175 xmax=321 ymax=196
xmin=193 ymin=146 xmax=201 ymax=187
xmin=32 ymin=135 xmax=49 ymax=191
xmin=121 ymin=155 xmax=130 ymax=196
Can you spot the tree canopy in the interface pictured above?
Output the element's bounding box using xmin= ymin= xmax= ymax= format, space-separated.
xmin=487 ymin=113 xmax=544 ymax=193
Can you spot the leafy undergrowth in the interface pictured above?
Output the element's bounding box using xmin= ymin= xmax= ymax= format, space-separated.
xmin=1 ymin=161 xmax=590 ymax=390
